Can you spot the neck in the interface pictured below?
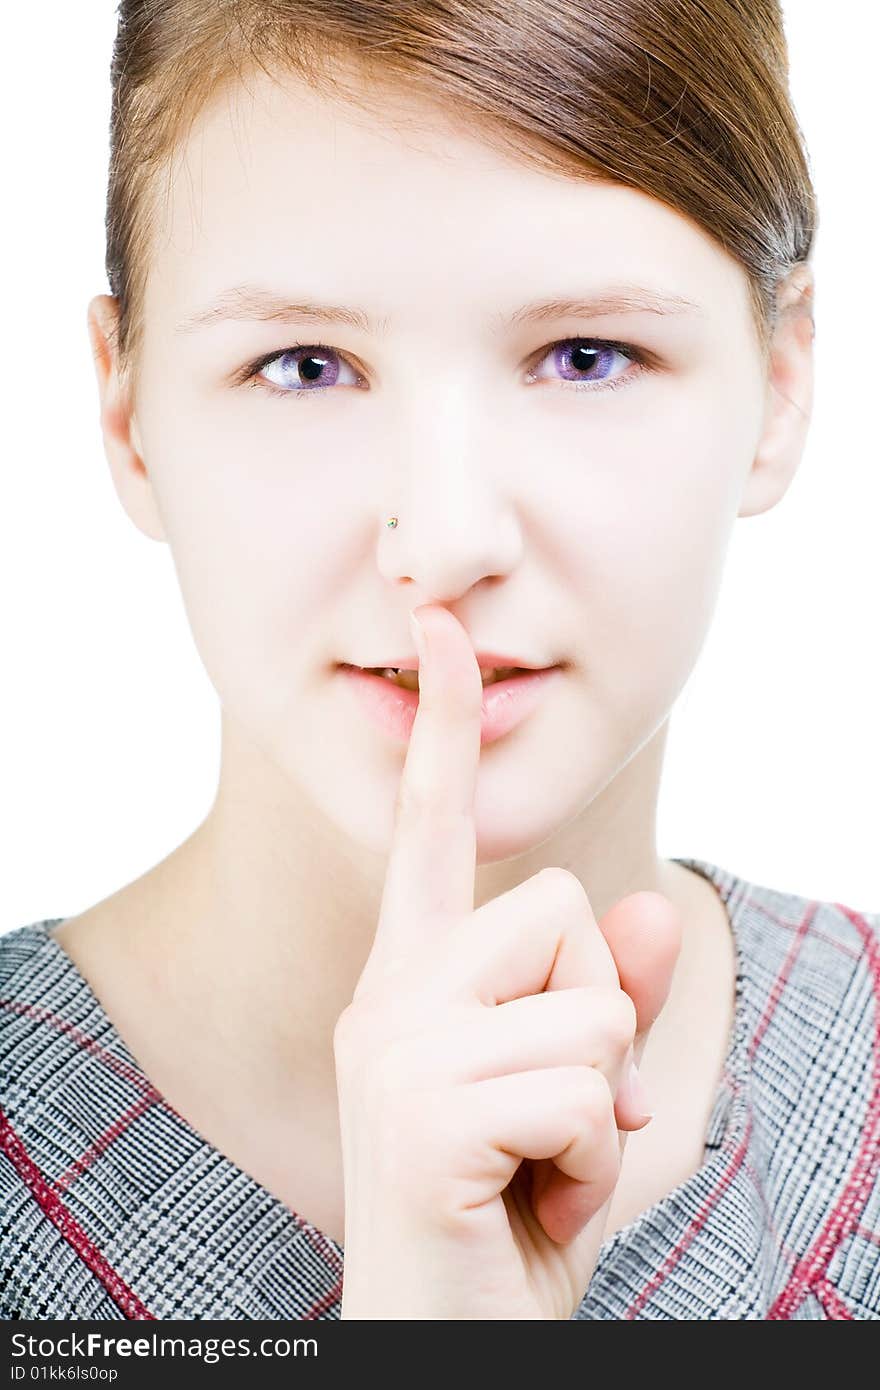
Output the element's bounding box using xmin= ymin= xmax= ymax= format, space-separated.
xmin=131 ymin=716 xmax=694 ymax=1107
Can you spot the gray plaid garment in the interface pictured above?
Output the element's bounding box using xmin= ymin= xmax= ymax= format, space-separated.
xmin=1 ymin=856 xmax=879 ymax=1320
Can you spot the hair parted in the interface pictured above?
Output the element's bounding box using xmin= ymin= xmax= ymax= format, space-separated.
xmin=105 ymin=0 xmax=817 ymax=401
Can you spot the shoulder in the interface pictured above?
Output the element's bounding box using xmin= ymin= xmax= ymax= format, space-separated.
xmin=729 ymin=869 xmax=880 ymax=1318
xmin=0 ymin=919 xmax=73 ymax=1091
xmin=0 ymin=919 xmax=87 ymax=1318
xmin=0 ymin=918 xmax=57 ymax=990
xmin=675 ymin=858 xmax=880 ymax=1317
xmin=679 ymin=856 xmax=879 ymax=1051
xmin=724 ymin=863 xmax=879 ymax=1119
xmin=0 ymin=919 xmax=166 ymax=1319
xmin=0 ymin=919 xmax=66 ymax=1072
xmin=731 ymin=869 xmax=879 ymax=1045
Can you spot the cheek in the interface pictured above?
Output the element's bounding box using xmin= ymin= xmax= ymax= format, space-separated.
xmin=559 ymin=386 xmax=754 ymax=711
xmin=149 ymin=443 xmax=346 ymax=719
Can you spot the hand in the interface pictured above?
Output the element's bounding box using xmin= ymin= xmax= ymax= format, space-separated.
xmin=335 ymin=604 xmax=683 ymax=1319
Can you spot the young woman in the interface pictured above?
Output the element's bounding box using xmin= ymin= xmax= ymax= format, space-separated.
xmin=1 ymin=1 xmax=877 ymax=1320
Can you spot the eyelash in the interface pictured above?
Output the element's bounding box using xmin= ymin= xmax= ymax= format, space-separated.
xmin=235 ymin=337 xmax=652 ymax=402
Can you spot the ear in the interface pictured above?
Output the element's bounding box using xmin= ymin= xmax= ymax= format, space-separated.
xmin=738 ymin=263 xmax=816 ymax=519
xmin=87 ymin=294 xmax=167 ymax=543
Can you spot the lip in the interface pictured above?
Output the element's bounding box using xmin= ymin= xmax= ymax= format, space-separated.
xmin=342 ymin=651 xmax=554 ymax=673
xmin=337 ymin=663 xmax=565 ymax=746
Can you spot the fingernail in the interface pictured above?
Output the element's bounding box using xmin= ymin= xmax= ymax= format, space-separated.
xmin=626 ymin=1060 xmax=654 ymax=1121
xmin=409 ymin=610 xmax=427 ymax=674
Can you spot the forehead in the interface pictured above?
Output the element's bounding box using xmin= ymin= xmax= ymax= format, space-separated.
xmin=145 ymin=62 xmax=749 ymax=333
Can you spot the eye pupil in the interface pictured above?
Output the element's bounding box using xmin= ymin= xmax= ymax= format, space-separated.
xmin=571 ymin=344 xmax=598 ymax=371
xmin=300 ymin=354 xmax=326 ymax=381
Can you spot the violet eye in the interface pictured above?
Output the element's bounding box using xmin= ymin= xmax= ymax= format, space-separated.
xmin=259 ymin=345 xmax=359 ymax=392
xmin=534 ymin=339 xmax=632 ymax=386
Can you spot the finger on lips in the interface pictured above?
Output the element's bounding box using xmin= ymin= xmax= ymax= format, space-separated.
xmin=353 ymin=600 xmax=657 ymax=1232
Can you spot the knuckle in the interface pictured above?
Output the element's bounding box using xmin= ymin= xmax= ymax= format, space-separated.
xmin=607 ymin=988 xmax=638 ymax=1051
xmin=540 ymin=866 xmax=588 ymax=909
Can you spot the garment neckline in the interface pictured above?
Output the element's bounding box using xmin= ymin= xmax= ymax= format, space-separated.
xmin=24 ymin=853 xmax=750 ymax=1261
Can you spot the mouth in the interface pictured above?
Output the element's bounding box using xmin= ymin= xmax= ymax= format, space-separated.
xmin=336 ymin=660 xmax=565 ymax=746
xmin=343 ymin=664 xmax=537 ymax=692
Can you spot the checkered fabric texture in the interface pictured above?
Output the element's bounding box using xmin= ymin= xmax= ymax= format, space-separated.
xmin=1 ymin=856 xmax=878 ymax=1320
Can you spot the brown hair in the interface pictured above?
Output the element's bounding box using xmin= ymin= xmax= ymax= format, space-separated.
xmin=105 ymin=0 xmax=817 ymax=403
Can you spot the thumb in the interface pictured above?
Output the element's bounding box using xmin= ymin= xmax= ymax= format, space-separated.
xmin=599 ymin=889 xmax=683 ymax=1035
xmin=529 ymin=891 xmax=684 ymax=1244
xmin=598 ymin=890 xmax=683 ymax=1129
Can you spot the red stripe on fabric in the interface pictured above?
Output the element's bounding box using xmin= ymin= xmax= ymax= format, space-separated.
xmin=766 ymin=905 xmax=880 ymax=1320
xmin=623 ymin=1117 xmax=752 ymax=1320
xmin=0 ymin=997 xmax=160 ymax=1096
xmin=3 ymin=986 xmax=348 ymax=1300
xmin=0 ymin=1103 xmax=155 ymax=1319
xmin=54 ymin=1092 xmax=158 ymax=1194
xmin=302 ymin=1273 xmax=344 ymax=1320
xmin=623 ymin=898 xmax=817 ymax=1318
xmin=743 ymin=1159 xmax=798 ymax=1271
xmin=751 ymin=908 xmax=861 ymax=963
xmin=0 ymin=996 xmax=217 ymax=1142
xmin=814 ymin=1277 xmax=854 ymax=1320
xmin=747 ymin=900 xmax=818 ymax=1063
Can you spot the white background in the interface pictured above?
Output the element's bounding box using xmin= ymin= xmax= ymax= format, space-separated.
xmin=1 ymin=4 xmax=877 ymax=933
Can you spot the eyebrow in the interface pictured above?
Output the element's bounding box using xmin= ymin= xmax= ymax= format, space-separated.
xmin=174 ymin=282 xmax=703 ymax=337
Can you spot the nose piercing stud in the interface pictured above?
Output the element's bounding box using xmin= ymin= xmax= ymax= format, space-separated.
xmin=386 ymin=516 xmax=399 ymax=528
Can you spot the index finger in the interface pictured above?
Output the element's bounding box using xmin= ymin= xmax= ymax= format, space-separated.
xmin=371 ymin=604 xmax=484 ymax=969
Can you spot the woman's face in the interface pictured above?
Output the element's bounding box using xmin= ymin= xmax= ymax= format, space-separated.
xmin=100 ymin=63 xmax=790 ymax=863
